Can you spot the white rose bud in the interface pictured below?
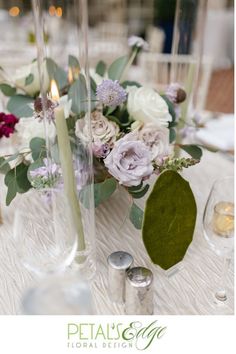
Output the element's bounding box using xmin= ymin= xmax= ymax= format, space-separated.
xmin=127 ymin=86 xmax=172 ymax=127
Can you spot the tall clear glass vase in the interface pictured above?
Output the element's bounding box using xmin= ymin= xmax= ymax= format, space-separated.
xmin=32 ymin=0 xmax=96 ymax=280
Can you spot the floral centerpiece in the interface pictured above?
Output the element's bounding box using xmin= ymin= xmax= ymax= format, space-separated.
xmin=0 ymin=37 xmax=206 ymax=270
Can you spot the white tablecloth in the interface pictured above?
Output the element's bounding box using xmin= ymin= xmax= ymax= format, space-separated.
xmin=0 ymin=147 xmax=234 ymax=315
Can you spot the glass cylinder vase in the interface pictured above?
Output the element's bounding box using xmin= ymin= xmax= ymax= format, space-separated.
xmin=31 ymin=0 xmax=96 ymax=279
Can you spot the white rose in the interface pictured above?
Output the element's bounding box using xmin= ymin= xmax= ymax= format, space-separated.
xmin=15 ymin=60 xmax=49 ymax=96
xmin=127 ymin=86 xmax=172 ymax=127
xmin=131 ymin=122 xmax=170 ymax=163
xmin=16 ymin=117 xmax=56 ymax=150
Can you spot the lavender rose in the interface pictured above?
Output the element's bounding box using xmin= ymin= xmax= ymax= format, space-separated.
xmin=104 ymin=134 xmax=153 ymax=187
xmin=127 ymin=86 xmax=172 ymax=127
xmin=131 ymin=122 xmax=170 ymax=163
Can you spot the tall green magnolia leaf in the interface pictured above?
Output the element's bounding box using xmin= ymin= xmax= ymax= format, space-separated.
xmin=108 ymin=55 xmax=129 ymax=81
xmin=179 ymin=144 xmax=203 ymax=160
xmin=0 ymin=83 xmax=16 ymax=97
xmin=7 ymin=95 xmax=34 ymax=118
xmin=129 ymin=203 xmax=144 ymax=230
xmin=30 ymin=137 xmax=46 ymax=161
xmin=142 ymin=170 xmax=197 ymax=270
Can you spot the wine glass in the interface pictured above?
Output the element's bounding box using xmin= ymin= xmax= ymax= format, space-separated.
xmin=14 ymin=188 xmax=78 ymax=277
xmin=201 ymin=176 xmax=234 ymax=314
xmin=14 ymin=188 xmax=94 ymax=314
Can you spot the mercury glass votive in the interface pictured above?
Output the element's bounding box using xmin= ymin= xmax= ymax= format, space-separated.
xmin=212 ymin=202 xmax=234 ymax=237
xmin=107 ymin=251 xmax=133 ymax=303
xmin=125 ymin=267 xmax=153 ymax=315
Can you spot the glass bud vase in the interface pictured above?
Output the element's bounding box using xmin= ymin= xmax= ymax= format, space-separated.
xmin=32 ymin=0 xmax=96 ymax=279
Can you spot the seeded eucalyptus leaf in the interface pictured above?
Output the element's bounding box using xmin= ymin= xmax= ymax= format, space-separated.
xmin=7 ymin=94 xmax=34 ymax=118
xmin=46 ymin=58 xmax=67 ymax=90
xmin=0 ymin=152 xmax=20 ymax=174
xmin=25 ymin=73 xmax=34 ymax=86
xmin=128 ymin=182 xmax=143 ymax=192
xmin=121 ymin=80 xmax=141 ymax=88
xmin=129 ymin=203 xmax=144 ymax=230
xmin=106 ymin=115 xmax=121 ymax=126
xmin=169 ymin=127 xmax=176 ymax=143
xmin=108 ymin=55 xmax=129 ymax=81
xmin=129 ymin=184 xmax=150 ymax=199
xmin=161 ymin=94 xmax=176 ymax=122
xmin=94 ymin=178 xmax=117 ymax=207
xmin=80 ymin=178 xmax=117 ymax=208
xmin=68 ymin=55 xmax=80 ymax=70
xmin=27 ymin=158 xmax=44 ymax=182
xmin=96 ymin=60 xmax=106 ymax=77
xmin=142 ymin=170 xmax=197 ymax=270
xmin=179 ymin=144 xmax=203 ymax=160
xmin=30 ymin=137 xmax=46 ymax=161
xmin=90 ymin=76 xmax=97 ymax=93
xmin=68 ymin=75 xmax=87 ymax=115
xmin=4 ymin=169 xmax=17 ymax=206
xmin=0 ymin=157 xmax=10 ymax=174
xmin=15 ymin=163 xmax=31 ymax=193
xmin=0 ymin=83 xmax=16 ymax=97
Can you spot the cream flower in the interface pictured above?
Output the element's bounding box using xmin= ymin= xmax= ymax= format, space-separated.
xmin=15 ymin=60 xmax=49 ymax=96
xmin=76 ymin=110 xmax=119 ymax=147
xmin=131 ymin=122 xmax=170 ymax=163
xmin=16 ymin=117 xmax=56 ymax=150
xmin=127 ymin=86 xmax=172 ymax=127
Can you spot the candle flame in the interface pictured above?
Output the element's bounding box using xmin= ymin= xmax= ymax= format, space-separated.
xmin=51 ymin=80 xmax=60 ymax=101
xmin=9 ymin=6 xmax=20 ymax=17
xmin=68 ymin=67 xmax=73 ymax=84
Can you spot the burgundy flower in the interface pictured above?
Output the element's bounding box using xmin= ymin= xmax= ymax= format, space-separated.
xmin=0 ymin=113 xmax=19 ymax=139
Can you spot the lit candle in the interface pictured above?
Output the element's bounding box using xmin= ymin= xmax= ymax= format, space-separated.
xmin=212 ymin=201 xmax=234 ymax=237
xmin=51 ymin=80 xmax=85 ymax=251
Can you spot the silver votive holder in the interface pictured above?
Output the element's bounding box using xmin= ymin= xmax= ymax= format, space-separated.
xmin=125 ymin=267 xmax=153 ymax=315
xmin=107 ymin=251 xmax=133 ymax=303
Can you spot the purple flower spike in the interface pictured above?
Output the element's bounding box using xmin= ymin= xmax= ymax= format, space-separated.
xmin=96 ymin=79 xmax=127 ymax=107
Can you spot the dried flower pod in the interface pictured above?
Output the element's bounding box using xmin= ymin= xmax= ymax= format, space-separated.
xmin=176 ymin=88 xmax=187 ymax=104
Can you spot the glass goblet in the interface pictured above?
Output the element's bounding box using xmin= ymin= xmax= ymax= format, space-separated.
xmin=14 ymin=188 xmax=78 ymax=277
xmin=201 ymin=176 xmax=234 ymax=314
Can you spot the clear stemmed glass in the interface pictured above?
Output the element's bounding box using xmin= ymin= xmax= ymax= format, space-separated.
xmin=14 ymin=188 xmax=95 ymax=314
xmin=201 ymin=176 xmax=234 ymax=314
xmin=14 ymin=188 xmax=78 ymax=277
